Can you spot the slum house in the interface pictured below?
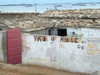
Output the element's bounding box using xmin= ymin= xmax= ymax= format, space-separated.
xmin=0 ymin=9 xmax=100 ymax=75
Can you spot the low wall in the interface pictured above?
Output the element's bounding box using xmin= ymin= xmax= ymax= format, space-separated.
xmin=22 ymin=33 xmax=100 ymax=74
xmin=0 ymin=32 xmax=4 ymax=62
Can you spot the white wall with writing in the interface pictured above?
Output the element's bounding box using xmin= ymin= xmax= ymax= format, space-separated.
xmin=22 ymin=33 xmax=100 ymax=75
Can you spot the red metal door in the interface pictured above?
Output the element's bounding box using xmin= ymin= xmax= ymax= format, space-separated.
xmin=7 ymin=28 xmax=21 ymax=64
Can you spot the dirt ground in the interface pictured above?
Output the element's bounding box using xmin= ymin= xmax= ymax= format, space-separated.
xmin=0 ymin=62 xmax=92 ymax=75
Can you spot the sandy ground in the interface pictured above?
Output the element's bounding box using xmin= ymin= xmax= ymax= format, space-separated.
xmin=0 ymin=62 xmax=91 ymax=75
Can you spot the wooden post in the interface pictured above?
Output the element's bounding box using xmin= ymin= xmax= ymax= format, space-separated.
xmin=2 ymin=31 xmax=8 ymax=63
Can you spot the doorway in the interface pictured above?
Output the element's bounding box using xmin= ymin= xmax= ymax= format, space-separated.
xmin=58 ymin=29 xmax=67 ymax=36
xmin=7 ymin=28 xmax=22 ymax=64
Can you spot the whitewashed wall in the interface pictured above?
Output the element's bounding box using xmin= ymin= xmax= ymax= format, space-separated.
xmin=81 ymin=28 xmax=100 ymax=38
xmin=22 ymin=33 xmax=100 ymax=75
xmin=67 ymin=28 xmax=81 ymax=36
xmin=67 ymin=28 xmax=100 ymax=38
xmin=0 ymin=32 xmax=4 ymax=62
xmin=48 ymin=27 xmax=100 ymax=38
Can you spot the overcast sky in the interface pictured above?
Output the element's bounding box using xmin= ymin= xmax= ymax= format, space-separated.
xmin=0 ymin=0 xmax=100 ymax=4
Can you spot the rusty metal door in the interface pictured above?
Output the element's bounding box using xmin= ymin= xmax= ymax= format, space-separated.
xmin=7 ymin=28 xmax=21 ymax=64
